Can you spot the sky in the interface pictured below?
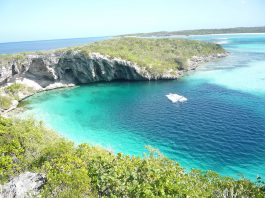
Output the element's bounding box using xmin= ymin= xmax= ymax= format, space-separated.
xmin=0 ymin=0 xmax=265 ymax=43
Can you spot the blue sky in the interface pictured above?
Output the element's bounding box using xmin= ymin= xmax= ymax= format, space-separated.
xmin=0 ymin=0 xmax=265 ymax=42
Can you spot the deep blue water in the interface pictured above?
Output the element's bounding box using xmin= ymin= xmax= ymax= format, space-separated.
xmin=14 ymin=34 xmax=265 ymax=181
xmin=0 ymin=37 xmax=107 ymax=54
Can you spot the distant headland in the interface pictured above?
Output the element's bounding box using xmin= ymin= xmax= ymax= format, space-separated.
xmin=121 ymin=26 xmax=265 ymax=37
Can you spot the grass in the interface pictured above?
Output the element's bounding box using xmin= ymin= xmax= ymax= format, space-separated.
xmin=72 ymin=38 xmax=225 ymax=73
xmin=0 ymin=116 xmax=264 ymax=197
xmin=0 ymin=95 xmax=12 ymax=110
xmin=4 ymin=83 xmax=28 ymax=95
xmin=0 ymin=83 xmax=34 ymax=110
xmin=0 ymin=53 xmax=29 ymax=63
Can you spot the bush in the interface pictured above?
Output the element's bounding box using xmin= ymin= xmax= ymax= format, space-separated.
xmin=0 ymin=83 xmax=34 ymax=107
xmin=4 ymin=83 xmax=25 ymax=95
xmin=0 ymin=116 xmax=264 ymax=197
xmin=4 ymin=83 xmax=33 ymax=99
xmin=0 ymin=95 xmax=12 ymax=110
xmin=67 ymin=38 xmax=226 ymax=73
xmin=0 ymin=117 xmax=61 ymax=182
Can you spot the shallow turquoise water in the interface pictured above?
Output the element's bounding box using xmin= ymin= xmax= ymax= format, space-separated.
xmin=23 ymin=34 xmax=265 ymax=181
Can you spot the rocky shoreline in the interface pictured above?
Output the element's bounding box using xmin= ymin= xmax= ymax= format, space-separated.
xmin=0 ymin=51 xmax=228 ymax=115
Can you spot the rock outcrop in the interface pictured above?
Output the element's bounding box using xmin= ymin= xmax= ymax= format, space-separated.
xmin=0 ymin=51 xmax=228 ymax=89
xmin=0 ymin=172 xmax=46 ymax=198
xmin=0 ymin=51 xmax=167 ymax=89
xmin=0 ymin=50 xmax=227 ymax=114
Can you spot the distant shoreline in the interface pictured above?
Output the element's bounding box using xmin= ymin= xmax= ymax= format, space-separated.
xmin=120 ymin=32 xmax=265 ymax=38
xmin=187 ymin=32 xmax=265 ymax=36
xmin=123 ymin=32 xmax=265 ymax=39
xmin=121 ymin=26 xmax=265 ymax=38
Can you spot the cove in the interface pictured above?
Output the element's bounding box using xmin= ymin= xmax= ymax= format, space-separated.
xmin=22 ymin=34 xmax=265 ymax=181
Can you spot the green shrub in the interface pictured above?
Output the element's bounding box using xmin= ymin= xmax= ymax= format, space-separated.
xmin=3 ymin=83 xmax=34 ymax=101
xmin=0 ymin=95 xmax=12 ymax=110
xmin=65 ymin=37 xmax=226 ymax=74
xmin=4 ymin=83 xmax=33 ymax=97
xmin=0 ymin=116 xmax=264 ymax=197
xmin=4 ymin=83 xmax=25 ymax=95
xmin=0 ymin=117 xmax=62 ymax=182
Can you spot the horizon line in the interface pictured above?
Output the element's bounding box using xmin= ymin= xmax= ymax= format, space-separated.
xmin=1 ymin=25 xmax=265 ymax=44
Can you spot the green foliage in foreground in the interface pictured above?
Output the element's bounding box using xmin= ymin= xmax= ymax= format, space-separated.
xmin=0 ymin=117 xmax=264 ymax=197
xmin=71 ymin=38 xmax=225 ymax=73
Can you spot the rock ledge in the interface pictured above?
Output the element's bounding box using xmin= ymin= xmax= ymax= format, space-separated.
xmin=0 ymin=172 xmax=46 ymax=198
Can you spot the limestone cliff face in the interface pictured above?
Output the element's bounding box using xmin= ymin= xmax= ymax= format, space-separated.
xmin=0 ymin=51 xmax=183 ymax=89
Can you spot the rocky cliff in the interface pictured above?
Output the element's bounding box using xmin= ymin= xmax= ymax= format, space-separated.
xmin=0 ymin=51 xmax=176 ymax=89
xmin=0 ymin=50 xmax=227 ymax=89
xmin=0 ymin=50 xmax=227 ymax=114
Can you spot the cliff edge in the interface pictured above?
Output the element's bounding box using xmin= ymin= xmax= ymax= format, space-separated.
xmin=0 ymin=38 xmax=228 ymax=113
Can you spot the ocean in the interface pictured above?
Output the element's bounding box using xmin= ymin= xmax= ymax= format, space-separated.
xmin=0 ymin=36 xmax=107 ymax=54
xmin=3 ymin=34 xmax=265 ymax=181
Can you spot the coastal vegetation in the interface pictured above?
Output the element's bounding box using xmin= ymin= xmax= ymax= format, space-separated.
xmin=0 ymin=95 xmax=12 ymax=110
xmin=0 ymin=116 xmax=264 ymax=197
xmin=4 ymin=83 xmax=32 ymax=98
xmin=0 ymin=53 xmax=28 ymax=63
xmin=0 ymin=38 xmax=225 ymax=74
xmin=71 ymin=38 xmax=225 ymax=72
xmin=0 ymin=83 xmax=33 ymax=110
xmin=122 ymin=26 xmax=265 ymax=37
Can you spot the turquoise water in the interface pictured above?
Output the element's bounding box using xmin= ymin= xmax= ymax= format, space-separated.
xmin=23 ymin=34 xmax=265 ymax=181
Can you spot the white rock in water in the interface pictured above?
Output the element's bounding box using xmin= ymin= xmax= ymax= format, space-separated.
xmin=166 ymin=93 xmax=187 ymax=103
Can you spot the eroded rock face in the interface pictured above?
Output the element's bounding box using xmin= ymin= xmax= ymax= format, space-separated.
xmin=0 ymin=172 xmax=46 ymax=198
xmin=55 ymin=52 xmax=148 ymax=84
xmin=0 ymin=65 xmax=11 ymax=85
xmin=0 ymin=50 xmax=228 ymax=90
xmin=0 ymin=51 xmax=184 ymax=89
